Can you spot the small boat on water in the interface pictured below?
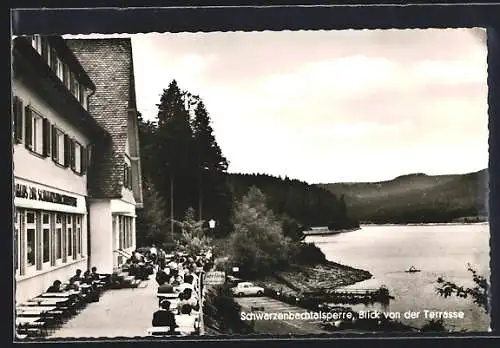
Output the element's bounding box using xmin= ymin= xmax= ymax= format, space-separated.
xmin=405 ymin=266 xmax=421 ymax=273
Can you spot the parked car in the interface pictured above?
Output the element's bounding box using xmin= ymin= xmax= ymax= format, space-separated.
xmin=231 ymin=282 xmax=265 ymax=297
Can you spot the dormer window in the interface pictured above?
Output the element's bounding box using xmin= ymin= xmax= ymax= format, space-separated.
xmin=56 ymin=57 xmax=64 ymax=81
xmin=123 ymin=163 xmax=132 ymax=190
xmin=79 ymin=87 xmax=88 ymax=110
xmin=74 ymin=78 xmax=80 ymax=100
xmin=63 ymin=65 xmax=71 ymax=90
xmin=31 ymin=35 xmax=41 ymax=54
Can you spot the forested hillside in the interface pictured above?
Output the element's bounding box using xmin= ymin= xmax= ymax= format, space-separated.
xmin=227 ymin=173 xmax=359 ymax=239
xmin=318 ymin=169 xmax=488 ymax=224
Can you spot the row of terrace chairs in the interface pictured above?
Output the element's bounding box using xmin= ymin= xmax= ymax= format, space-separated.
xmin=15 ymin=274 xmax=111 ymax=340
xmin=147 ymin=253 xmax=205 ymax=337
xmin=110 ymin=261 xmax=154 ymax=289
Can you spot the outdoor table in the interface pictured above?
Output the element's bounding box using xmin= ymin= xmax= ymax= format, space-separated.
xmin=16 ymin=316 xmax=49 ymax=337
xmin=28 ymin=297 xmax=69 ymax=306
xmin=40 ymin=291 xmax=79 ymax=298
xmin=158 ymin=293 xmax=179 ymax=299
xmin=17 ymin=306 xmax=57 ymax=316
xmin=16 ymin=317 xmax=43 ymax=326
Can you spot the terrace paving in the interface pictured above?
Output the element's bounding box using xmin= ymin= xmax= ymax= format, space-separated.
xmin=49 ymin=280 xmax=157 ymax=339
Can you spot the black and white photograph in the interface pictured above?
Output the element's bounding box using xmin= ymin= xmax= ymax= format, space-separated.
xmin=12 ymin=28 xmax=490 ymax=340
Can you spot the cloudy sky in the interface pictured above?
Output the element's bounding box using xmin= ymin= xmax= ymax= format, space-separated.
xmin=68 ymin=29 xmax=488 ymax=184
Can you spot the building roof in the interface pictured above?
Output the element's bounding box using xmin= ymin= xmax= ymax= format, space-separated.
xmin=47 ymin=36 xmax=96 ymax=90
xmin=65 ymin=38 xmax=138 ymax=199
xmin=12 ymin=37 xmax=109 ymax=140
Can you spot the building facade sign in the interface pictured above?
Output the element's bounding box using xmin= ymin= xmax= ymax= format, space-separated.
xmin=15 ymin=183 xmax=77 ymax=207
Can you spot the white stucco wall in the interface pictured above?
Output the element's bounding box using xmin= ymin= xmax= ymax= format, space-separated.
xmin=16 ymin=259 xmax=87 ymax=304
xmin=14 ymin=78 xmax=91 ymax=304
xmin=88 ymin=199 xmax=114 ymax=274
xmin=13 ymin=79 xmax=90 ymax=196
xmin=111 ymin=198 xmax=137 ymax=264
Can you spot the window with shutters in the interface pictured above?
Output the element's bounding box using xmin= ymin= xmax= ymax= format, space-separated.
xmin=25 ymin=106 xmax=44 ymax=155
xmin=72 ymin=141 xmax=82 ymax=174
xmin=64 ymin=134 xmax=71 ymax=167
xmin=80 ymin=145 xmax=88 ymax=174
xmin=51 ymin=127 xmax=66 ymax=166
xmin=69 ymin=139 xmax=76 ymax=171
xmin=42 ymin=118 xmax=51 ymax=157
xmin=13 ymin=96 xmax=24 ymax=144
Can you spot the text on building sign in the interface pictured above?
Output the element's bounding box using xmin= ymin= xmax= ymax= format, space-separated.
xmin=15 ymin=184 xmax=77 ymax=207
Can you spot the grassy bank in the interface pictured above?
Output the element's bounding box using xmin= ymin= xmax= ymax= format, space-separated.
xmin=212 ymin=237 xmax=373 ymax=296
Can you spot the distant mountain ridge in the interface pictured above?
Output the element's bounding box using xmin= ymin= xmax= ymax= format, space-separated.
xmin=317 ymin=169 xmax=488 ymax=224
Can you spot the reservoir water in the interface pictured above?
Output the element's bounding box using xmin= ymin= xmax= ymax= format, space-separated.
xmin=304 ymin=223 xmax=491 ymax=332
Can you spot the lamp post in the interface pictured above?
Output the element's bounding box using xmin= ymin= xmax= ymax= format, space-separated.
xmin=208 ymin=219 xmax=216 ymax=239
xmin=198 ymin=166 xmax=209 ymax=221
xmin=208 ymin=219 xmax=216 ymax=230
xmin=170 ymin=172 xmax=174 ymax=238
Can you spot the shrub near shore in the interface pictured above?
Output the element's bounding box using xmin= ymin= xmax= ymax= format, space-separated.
xmin=219 ymin=186 xmax=372 ymax=296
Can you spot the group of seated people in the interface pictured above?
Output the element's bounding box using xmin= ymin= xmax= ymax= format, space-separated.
xmin=121 ymin=251 xmax=155 ymax=280
xmin=46 ymin=267 xmax=108 ymax=303
xmin=150 ymin=250 xmax=213 ymax=335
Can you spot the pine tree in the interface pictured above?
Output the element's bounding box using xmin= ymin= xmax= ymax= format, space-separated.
xmin=154 ymin=80 xmax=196 ymax=227
xmin=192 ymin=100 xmax=228 ymax=173
xmin=192 ymin=100 xmax=232 ymax=236
xmin=135 ymin=178 xmax=172 ymax=248
xmin=137 ymin=111 xmax=158 ymax=182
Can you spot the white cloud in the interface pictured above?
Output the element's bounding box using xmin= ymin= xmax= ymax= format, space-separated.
xmin=411 ymin=60 xmax=487 ymax=85
xmin=259 ymin=56 xmax=399 ymax=102
xmin=126 ymin=29 xmax=487 ymax=183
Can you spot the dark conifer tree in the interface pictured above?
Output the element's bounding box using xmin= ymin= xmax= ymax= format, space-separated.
xmin=192 ymin=100 xmax=232 ymax=237
xmin=155 ymin=80 xmax=195 ymax=232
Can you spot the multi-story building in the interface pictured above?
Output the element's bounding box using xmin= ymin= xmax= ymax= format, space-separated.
xmin=12 ymin=35 xmax=143 ymax=304
xmin=66 ymin=38 xmax=144 ymax=272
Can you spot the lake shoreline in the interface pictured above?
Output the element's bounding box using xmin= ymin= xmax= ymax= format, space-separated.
xmin=305 ymin=224 xmax=490 ymax=332
xmin=257 ymin=260 xmax=373 ymax=297
xmin=301 ymin=227 xmax=361 ymax=237
xmin=359 ymin=221 xmax=489 ymax=227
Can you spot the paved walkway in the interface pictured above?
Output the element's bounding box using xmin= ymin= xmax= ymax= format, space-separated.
xmin=235 ymin=296 xmax=330 ymax=335
xmin=50 ymin=280 xmax=158 ymax=338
